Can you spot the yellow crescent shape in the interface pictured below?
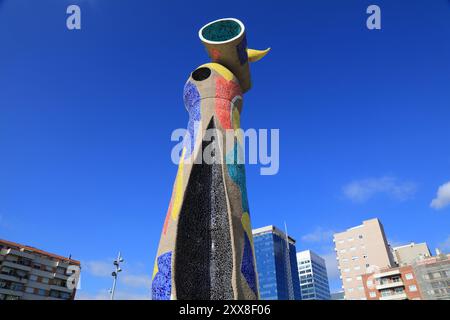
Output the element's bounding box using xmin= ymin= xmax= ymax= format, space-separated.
xmin=247 ymin=48 xmax=271 ymax=63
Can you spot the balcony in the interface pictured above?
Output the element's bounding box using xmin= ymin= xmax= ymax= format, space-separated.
xmin=376 ymin=280 xmax=404 ymax=290
xmin=34 ymin=256 xmax=58 ymax=268
xmin=0 ymin=273 xmax=28 ymax=284
xmin=53 ymin=272 xmax=69 ymax=280
xmin=379 ymin=292 xmax=408 ymax=300
xmin=6 ymin=248 xmax=35 ymax=260
xmin=374 ymin=269 xmax=401 ymax=278
xmin=1 ymin=260 xmax=32 ymax=272
xmin=0 ymin=287 xmax=24 ymax=297
xmin=29 ymin=268 xmax=55 ymax=279
xmin=49 ymin=284 xmax=73 ymax=293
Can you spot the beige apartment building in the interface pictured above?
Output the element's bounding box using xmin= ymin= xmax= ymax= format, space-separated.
xmin=333 ymin=218 xmax=395 ymax=300
xmin=392 ymin=242 xmax=431 ymax=266
xmin=0 ymin=239 xmax=80 ymax=300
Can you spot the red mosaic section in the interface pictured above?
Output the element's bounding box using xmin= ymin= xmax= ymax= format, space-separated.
xmin=215 ymin=77 xmax=241 ymax=101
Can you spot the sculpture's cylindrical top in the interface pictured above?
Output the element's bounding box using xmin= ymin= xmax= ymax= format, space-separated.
xmin=199 ymin=18 xmax=252 ymax=93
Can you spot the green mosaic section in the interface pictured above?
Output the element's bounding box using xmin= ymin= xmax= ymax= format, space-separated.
xmin=202 ymin=20 xmax=241 ymax=42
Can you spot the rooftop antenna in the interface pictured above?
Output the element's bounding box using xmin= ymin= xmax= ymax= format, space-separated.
xmin=284 ymin=221 xmax=290 ymax=251
xmin=283 ymin=221 xmax=295 ymax=299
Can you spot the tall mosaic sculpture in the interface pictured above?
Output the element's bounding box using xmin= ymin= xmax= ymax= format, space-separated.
xmin=151 ymin=18 xmax=270 ymax=300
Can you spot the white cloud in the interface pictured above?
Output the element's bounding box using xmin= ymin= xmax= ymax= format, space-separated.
xmin=430 ymin=181 xmax=450 ymax=210
xmin=83 ymin=260 xmax=113 ymax=277
xmin=120 ymin=274 xmax=152 ymax=288
xmin=301 ymin=227 xmax=335 ymax=243
xmin=343 ymin=176 xmax=417 ymax=203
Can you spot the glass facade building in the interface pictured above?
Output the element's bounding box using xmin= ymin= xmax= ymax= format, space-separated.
xmin=296 ymin=250 xmax=331 ymax=300
xmin=252 ymin=226 xmax=302 ymax=300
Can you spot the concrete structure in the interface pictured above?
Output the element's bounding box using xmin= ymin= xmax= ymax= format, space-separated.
xmin=362 ymin=265 xmax=422 ymax=300
xmin=0 ymin=239 xmax=80 ymax=300
xmin=392 ymin=242 xmax=431 ymax=266
xmin=333 ymin=218 xmax=395 ymax=300
xmin=151 ymin=18 xmax=269 ymax=300
xmin=253 ymin=226 xmax=302 ymax=300
xmin=412 ymin=251 xmax=450 ymax=300
xmin=330 ymin=291 xmax=345 ymax=300
xmin=296 ymin=250 xmax=331 ymax=300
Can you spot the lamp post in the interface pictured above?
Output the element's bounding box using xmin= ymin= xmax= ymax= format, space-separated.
xmin=110 ymin=252 xmax=124 ymax=300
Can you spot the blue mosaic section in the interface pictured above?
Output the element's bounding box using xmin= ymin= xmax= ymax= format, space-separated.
xmin=226 ymin=142 xmax=249 ymax=213
xmin=151 ymin=251 xmax=172 ymax=300
xmin=183 ymin=81 xmax=201 ymax=158
xmin=241 ymin=232 xmax=257 ymax=295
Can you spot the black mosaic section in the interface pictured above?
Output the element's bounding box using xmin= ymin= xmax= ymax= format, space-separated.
xmin=175 ymin=118 xmax=233 ymax=300
xmin=209 ymin=123 xmax=234 ymax=299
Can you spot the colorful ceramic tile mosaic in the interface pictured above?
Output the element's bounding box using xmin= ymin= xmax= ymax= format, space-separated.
xmin=152 ymin=18 xmax=269 ymax=300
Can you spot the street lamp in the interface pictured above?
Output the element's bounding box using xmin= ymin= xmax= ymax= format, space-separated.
xmin=109 ymin=252 xmax=124 ymax=300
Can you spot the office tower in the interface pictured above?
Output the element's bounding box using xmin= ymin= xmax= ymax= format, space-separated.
xmin=0 ymin=239 xmax=80 ymax=300
xmin=333 ymin=218 xmax=395 ymax=300
xmin=296 ymin=250 xmax=331 ymax=300
xmin=412 ymin=250 xmax=450 ymax=300
xmin=392 ymin=242 xmax=431 ymax=266
xmin=252 ymin=225 xmax=302 ymax=300
xmin=362 ymin=265 xmax=422 ymax=300
xmin=330 ymin=291 xmax=345 ymax=300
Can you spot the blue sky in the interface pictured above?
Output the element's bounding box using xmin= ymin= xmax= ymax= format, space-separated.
xmin=0 ymin=0 xmax=449 ymax=298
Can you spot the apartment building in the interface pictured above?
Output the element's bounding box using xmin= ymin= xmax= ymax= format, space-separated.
xmin=392 ymin=242 xmax=431 ymax=266
xmin=362 ymin=265 xmax=421 ymax=300
xmin=333 ymin=218 xmax=395 ymax=300
xmin=0 ymin=239 xmax=80 ymax=300
xmin=412 ymin=251 xmax=450 ymax=300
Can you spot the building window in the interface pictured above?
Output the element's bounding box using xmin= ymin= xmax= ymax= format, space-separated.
xmin=358 ymin=235 xmax=363 ymax=239
xmin=346 ymin=277 xmax=352 ymax=282
xmin=394 ymin=287 xmax=404 ymax=294
xmin=56 ymin=267 xmax=66 ymax=275
xmin=32 ymin=263 xmax=42 ymax=270
xmin=348 ymin=238 xmax=354 ymax=242
xmin=356 ymin=276 xmax=362 ymax=281
xmin=381 ymin=290 xmax=391 ymax=297
xmin=354 ymin=265 xmax=361 ymax=271
xmin=367 ymin=280 xmax=373 ymax=287
xmin=29 ymin=275 xmax=38 ymax=282
xmin=409 ymin=285 xmax=417 ymax=292
xmin=369 ymin=291 xmax=376 ymax=298
xmin=405 ymin=273 xmax=414 ymax=280
xmin=25 ymin=287 xmax=34 ymax=294
xmin=352 ymin=256 xmax=359 ymax=261
xmin=350 ymin=247 xmax=356 ymax=251
xmin=340 ymin=249 xmax=346 ymax=254
xmin=37 ymin=289 xmax=47 ymax=296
